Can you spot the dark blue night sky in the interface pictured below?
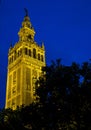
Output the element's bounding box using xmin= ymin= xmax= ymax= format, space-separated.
xmin=1 ymin=0 xmax=91 ymax=108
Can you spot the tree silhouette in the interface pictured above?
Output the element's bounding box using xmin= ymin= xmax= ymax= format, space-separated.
xmin=35 ymin=60 xmax=91 ymax=129
xmin=1 ymin=59 xmax=91 ymax=129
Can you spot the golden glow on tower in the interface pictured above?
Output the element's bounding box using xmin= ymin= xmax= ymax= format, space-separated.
xmin=5 ymin=13 xmax=46 ymax=110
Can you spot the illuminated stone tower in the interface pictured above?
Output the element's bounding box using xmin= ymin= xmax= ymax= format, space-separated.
xmin=5 ymin=11 xmax=46 ymax=110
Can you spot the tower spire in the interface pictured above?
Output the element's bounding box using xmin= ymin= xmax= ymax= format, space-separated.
xmin=18 ymin=9 xmax=35 ymax=42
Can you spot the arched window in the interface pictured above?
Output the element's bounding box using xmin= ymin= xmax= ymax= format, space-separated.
xmin=18 ymin=48 xmax=22 ymax=57
xmin=17 ymin=51 xmax=19 ymax=57
xmin=33 ymin=48 xmax=36 ymax=58
xmin=29 ymin=49 xmax=31 ymax=56
xmin=38 ymin=53 xmax=40 ymax=60
xmin=41 ymin=55 xmax=44 ymax=62
xmin=25 ymin=48 xmax=28 ymax=55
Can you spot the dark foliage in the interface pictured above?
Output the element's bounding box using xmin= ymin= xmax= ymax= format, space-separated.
xmin=1 ymin=59 xmax=91 ymax=129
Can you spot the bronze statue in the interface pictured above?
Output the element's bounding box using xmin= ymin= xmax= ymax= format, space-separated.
xmin=24 ymin=8 xmax=28 ymax=16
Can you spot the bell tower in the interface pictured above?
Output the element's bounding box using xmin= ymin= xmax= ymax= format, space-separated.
xmin=5 ymin=10 xmax=46 ymax=110
xmin=18 ymin=9 xmax=35 ymax=42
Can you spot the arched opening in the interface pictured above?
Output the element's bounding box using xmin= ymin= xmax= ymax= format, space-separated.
xmin=33 ymin=48 xmax=36 ymax=58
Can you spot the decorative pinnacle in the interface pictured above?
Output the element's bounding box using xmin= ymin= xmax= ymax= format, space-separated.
xmin=24 ymin=8 xmax=28 ymax=16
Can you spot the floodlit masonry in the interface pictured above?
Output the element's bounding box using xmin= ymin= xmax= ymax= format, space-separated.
xmin=5 ymin=11 xmax=46 ymax=110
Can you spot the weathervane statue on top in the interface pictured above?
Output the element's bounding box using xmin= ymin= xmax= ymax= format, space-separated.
xmin=24 ymin=8 xmax=28 ymax=16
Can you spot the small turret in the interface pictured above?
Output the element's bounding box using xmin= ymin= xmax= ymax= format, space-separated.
xmin=42 ymin=42 xmax=45 ymax=50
